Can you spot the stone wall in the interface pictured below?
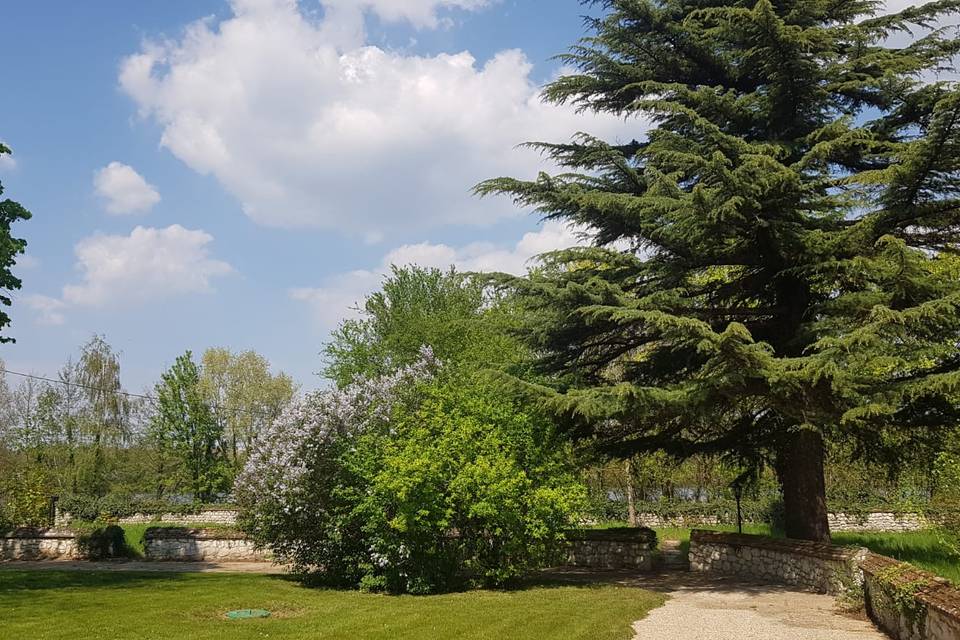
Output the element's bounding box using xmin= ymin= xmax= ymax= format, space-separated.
xmin=564 ymin=528 xmax=656 ymax=571
xmin=828 ymin=512 xmax=938 ymax=533
xmin=861 ymin=552 xmax=960 ymax=640
xmin=635 ymin=511 xmax=936 ymax=532
xmin=688 ymin=530 xmax=868 ymax=594
xmin=143 ymin=527 xmax=269 ymax=562
xmin=0 ymin=529 xmax=81 ymax=560
xmin=689 ymin=531 xmax=960 ymax=640
xmin=55 ymin=507 xmax=238 ymax=527
xmin=636 ymin=513 xmax=722 ymax=528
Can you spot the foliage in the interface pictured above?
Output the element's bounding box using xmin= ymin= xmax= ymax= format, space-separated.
xmin=324 ymin=265 xmax=527 ymax=388
xmin=587 ymin=497 xmax=784 ymax=529
xmin=152 ymin=351 xmax=228 ymax=502
xmin=199 ymin=347 xmax=297 ymax=473
xmin=0 ymin=466 xmax=51 ymax=528
xmin=73 ymin=336 xmax=131 ymax=495
xmin=236 ymin=352 xmax=585 ymax=593
xmin=0 ymin=336 xmax=294 ymax=511
xmin=477 ymin=0 xmax=960 ymax=541
xmin=0 ymin=143 xmax=31 ymax=343
xmin=0 ymin=571 xmax=666 ymax=640
xmin=356 ymin=380 xmax=586 ymax=592
xmin=56 ymin=493 xmax=232 ymax=522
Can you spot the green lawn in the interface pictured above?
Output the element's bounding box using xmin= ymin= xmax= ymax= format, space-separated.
xmin=0 ymin=570 xmax=665 ymax=640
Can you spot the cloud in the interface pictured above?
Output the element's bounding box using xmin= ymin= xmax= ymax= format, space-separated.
xmin=119 ymin=0 xmax=638 ymax=236
xmin=291 ymin=220 xmax=581 ymax=328
xmin=62 ymin=225 xmax=233 ymax=307
xmin=325 ymin=0 xmax=494 ymax=30
xmin=23 ymin=225 xmax=233 ymax=325
xmin=23 ymin=295 xmax=66 ymax=326
xmin=93 ymin=162 xmax=161 ymax=215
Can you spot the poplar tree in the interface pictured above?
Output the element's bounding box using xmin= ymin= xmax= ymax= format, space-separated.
xmin=479 ymin=0 xmax=960 ymax=540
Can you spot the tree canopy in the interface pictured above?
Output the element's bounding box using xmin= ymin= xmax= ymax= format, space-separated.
xmin=324 ymin=265 xmax=527 ymax=387
xmin=478 ymin=0 xmax=960 ymax=540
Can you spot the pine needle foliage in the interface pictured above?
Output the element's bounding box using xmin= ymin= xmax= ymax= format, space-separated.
xmin=477 ymin=0 xmax=960 ymax=540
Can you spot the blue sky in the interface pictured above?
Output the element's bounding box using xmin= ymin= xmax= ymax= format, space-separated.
xmin=0 ymin=0 xmax=637 ymax=392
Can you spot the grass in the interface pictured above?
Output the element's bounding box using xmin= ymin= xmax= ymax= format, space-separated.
xmin=0 ymin=570 xmax=666 ymax=640
xmin=832 ymin=530 xmax=960 ymax=585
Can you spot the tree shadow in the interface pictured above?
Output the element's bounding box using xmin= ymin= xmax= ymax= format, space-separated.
xmin=534 ymin=567 xmax=820 ymax=596
xmin=0 ymin=568 xmax=186 ymax=593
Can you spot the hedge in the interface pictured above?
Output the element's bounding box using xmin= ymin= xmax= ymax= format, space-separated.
xmin=57 ymin=494 xmax=236 ymax=522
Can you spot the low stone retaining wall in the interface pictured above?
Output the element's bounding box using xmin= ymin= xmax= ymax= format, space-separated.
xmin=689 ymin=531 xmax=960 ymax=640
xmin=689 ymin=530 xmax=867 ymax=594
xmin=0 ymin=529 xmax=82 ymax=560
xmin=564 ymin=528 xmax=656 ymax=570
xmin=861 ymin=553 xmax=960 ymax=640
xmin=635 ymin=511 xmax=938 ymax=532
xmin=143 ymin=527 xmax=269 ymax=562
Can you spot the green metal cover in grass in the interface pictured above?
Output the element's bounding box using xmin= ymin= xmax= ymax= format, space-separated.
xmin=225 ymin=609 xmax=271 ymax=619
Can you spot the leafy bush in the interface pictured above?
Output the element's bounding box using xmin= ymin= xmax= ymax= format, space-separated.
xmin=0 ymin=467 xmax=53 ymax=528
xmin=585 ymin=496 xmax=784 ymax=528
xmin=236 ymin=351 xmax=586 ymax=593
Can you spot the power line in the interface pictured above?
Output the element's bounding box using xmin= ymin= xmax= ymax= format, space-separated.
xmin=0 ymin=368 xmax=280 ymax=422
xmin=3 ymin=368 xmax=155 ymax=401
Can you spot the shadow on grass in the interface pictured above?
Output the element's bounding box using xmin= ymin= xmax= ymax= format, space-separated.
xmin=0 ymin=569 xmax=188 ymax=593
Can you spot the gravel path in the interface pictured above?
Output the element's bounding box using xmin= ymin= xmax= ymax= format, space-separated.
xmin=543 ymin=569 xmax=885 ymax=640
xmin=629 ymin=573 xmax=885 ymax=640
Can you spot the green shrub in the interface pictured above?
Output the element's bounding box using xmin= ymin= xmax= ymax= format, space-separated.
xmin=236 ymin=359 xmax=586 ymax=593
xmin=586 ymin=496 xmax=784 ymax=528
xmin=0 ymin=468 xmax=53 ymax=528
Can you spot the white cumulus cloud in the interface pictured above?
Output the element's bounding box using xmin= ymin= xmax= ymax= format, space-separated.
xmin=62 ymin=225 xmax=233 ymax=306
xmin=119 ymin=0 xmax=638 ymax=236
xmin=93 ymin=162 xmax=161 ymax=215
xmin=291 ymin=220 xmax=581 ymax=328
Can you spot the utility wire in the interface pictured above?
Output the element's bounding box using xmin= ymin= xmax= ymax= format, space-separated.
xmin=1 ymin=368 xmax=281 ymax=422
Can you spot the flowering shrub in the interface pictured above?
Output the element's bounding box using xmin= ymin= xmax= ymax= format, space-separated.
xmin=235 ymin=349 xmax=585 ymax=593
